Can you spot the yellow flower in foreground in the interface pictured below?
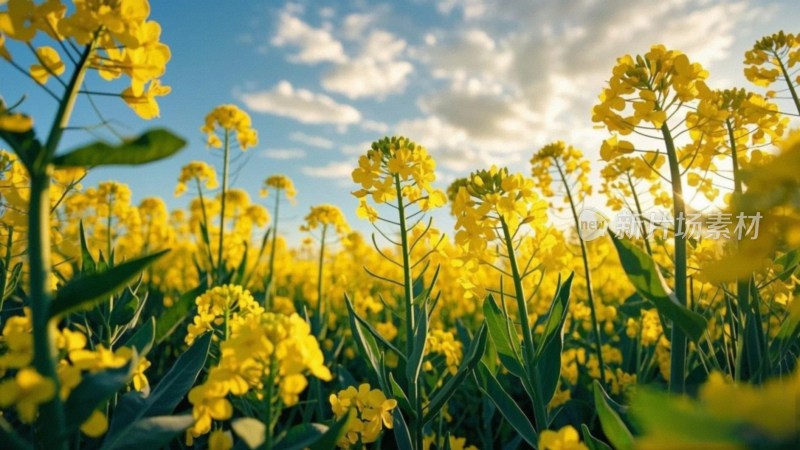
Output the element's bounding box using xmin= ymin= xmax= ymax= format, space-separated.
xmin=0 ymin=368 xmax=56 ymax=423
xmin=209 ymin=429 xmax=234 ymax=450
xmin=330 ymin=383 xmax=398 ymax=448
xmin=539 ymin=425 xmax=589 ymax=450
xmin=29 ymin=45 xmax=65 ymax=84
xmin=80 ymin=409 xmax=109 ymax=437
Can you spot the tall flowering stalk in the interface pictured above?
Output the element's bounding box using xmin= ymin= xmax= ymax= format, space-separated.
xmin=175 ymin=161 xmax=219 ymax=282
xmin=350 ymin=136 xmax=482 ymax=450
xmin=744 ymin=31 xmax=800 ymax=115
xmin=301 ymin=204 xmax=349 ymax=338
xmin=531 ymin=141 xmax=607 ymax=386
xmin=201 ymin=105 xmax=257 ymax=285
xmin=0 ymin=1 xmax=180 ymax=447
xmin=260 ymin=175 xmax=296 ymax=308
xmin=451 ymin=166 xmax=557 ymax=431
xmin=593 ymin=45 xmax=711 ymax=392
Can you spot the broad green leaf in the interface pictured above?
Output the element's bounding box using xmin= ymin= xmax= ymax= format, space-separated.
xmin=275 ymin=415 xmax=350 ymax=450
xmin=535 ymin=272 xmax=574 ymax=360
xmin=348 ymin=301 xmax=405 ymax=360
xmin=593 ymin=380 xmax=634 ymax=450
xmin=475 ymin=362 xmax=537 ymax=447
xmin=483 ymin=295 xmax=525 ymax=378
xmin=423 ymin=324 xmax=487 ymax=425
xmin=79 ymin=221 xmax=96 ymax=274
xmin=581 ymin=424 xmax=613 ymax=450
xmin=0 ymin=124 xmax=40 ymax=170
xmin=64 ymin=358 xmax=136 ymax=432
xmin=392 ymin=409 xmax=414 ymax=450
xmin=345 ymin=293 xmax=385 ymax=388
xmin=139 ymin=332 xmax=212 ymax=417
xmin=536 ymin=273 xmax=574 ymax=406
xmin=52 ymin=128 xmax=186 ymax=168
xmin=121 ymin=316 xmax=155 ymax=357
xmin=389 ymin=373 xmax=414 ymax=417
xmin=155 ymin=283 xmax=205 ymax=343
xmin=609 ymin=232 xmax=707 ymax=341
xmin=232 ymin=418 xmax=266 ymax=449
xmin=274 ymin=423 xmax=324 ymax=450
xmin=104 ymin=332 xmax=212 ymax=445
xmin=50 ymin=249 xmax=169 ymax=318
xmin=100 ymin=415 xmax=193 ymax=450
xmin=110 ymin=288 xmax=140 ymax=326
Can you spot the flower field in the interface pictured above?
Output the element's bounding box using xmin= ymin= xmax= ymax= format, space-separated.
xmin=1 ymin=1 xmax=800 ymax=449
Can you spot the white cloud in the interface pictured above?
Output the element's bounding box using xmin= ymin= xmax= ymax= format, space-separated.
xmin=322 ymin=31 xmax=414 ymax=99
xmin=342 ymin=13 xmax=375 ymax=40
xmin=341 ymin=141 xmax=374 ymax=156
xmin=289 ymin=132 xmax=334 ymax=149
xmin=406 ymin=0 xmax=759 ymax=175
xmin=301 ymin=161 xmax=353 ymax=179
xmin=271 ymin=11 xmax=346 ymax=64
xmin=262 ymin=148 xmax=307 ymax=160
xmin=240 ymin=81 xmax=362 ymax=126
xmin=361 ymin=120 xmax=389 ymax=133
xmin=436 ymin=0 xmax=487 ymax=19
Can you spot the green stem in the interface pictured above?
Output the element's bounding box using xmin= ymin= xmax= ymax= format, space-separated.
xmin=661 ymin=123 xmax=688 ymax=393
xmin=314 ymin=224 xmax=327 ymax=338
xmin=727 ymin=120 xmax=744 ymax=366
xmin=216 ymin=130 xmax=230 ymax=285
xmin=626 ymin=172 xmax=653 ymax=256
xmin=773 ymin=51 xmax=800 ymax=115
xmin=499 ymin=217 xmax=548 ymax=430
xmin=266 ymin=189 xmax=280 ymax=309
xmin=29 ymin=41 xmax=95 ymax=450
xmin=394 ymin=175 xmax=422 ymax=449
xmin=29 ymin=174 xmax=67 ymax=450
xmin=195 ymin=178 xmax=215 ymax=280
xmin=554 ymin=160 xmax=607 ymax=387
xmin=263 ymin=358 xmax=277 ymax=450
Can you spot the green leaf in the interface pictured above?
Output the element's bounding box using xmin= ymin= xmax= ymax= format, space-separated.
xmin=104 ymin=333 xmax=212 ymax=445
xmin=581 ymin=424 xmax=613 ymax=450
xmin=232 ymin=418 xmax=266 ymax=449
xmin=392 ymin=409 xmax=414 ymax=450
xmin=99 ymin=415 xmax=193 ymax=450
xmin=110 ymin=288 xmax=140 ymax=326
xmin=609 ymin=232 xmax=707 ymax=341
xmin=139 ymin=331 xmax=212 ymax=417
xmin=345 ymin=293 xmax=385 ymax=388
xmin=0 ymin=124 xmax=40 ymax=170
xmin=593 ymin=380 xmax=634 ymax=450
xmin=535 ymin=272 xmax=573 ymax=360
xmin=406 ymin=299 xmax=429 ymax=385
xmin=475 ymin=362 xmax=537 ymax=447
xmin=52 ymin=128 xmax=186 ymax=168
xmin=423 ymin=324 xmax=487 ymax=425
xmin=50 ymin=249 xmax=169 ymax=318
xmin=483 ymin=295 xmax=525 ymax=378
xmin=389 ymin=373 xmax=414 ymax=417
xmin=275 ymin=415 xmax=350 ymax=450
xmin=348 ymin=301 xmax=405 ymax=360
xmin=64 ymin=358 xmax=136 ymax=432
xmin=536 ymin=273 xmax=574 ymax=406
xmin=121 ymin=316 xmax=155 ymax=357
xmin=79 ymin=220 xmax=96 ymax=274
xmin=155 ymin=283 xmax=204 ymax=343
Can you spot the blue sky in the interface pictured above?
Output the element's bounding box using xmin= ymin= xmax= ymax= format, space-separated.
xmin=3 ymin=0 xmax=799 ymax=243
